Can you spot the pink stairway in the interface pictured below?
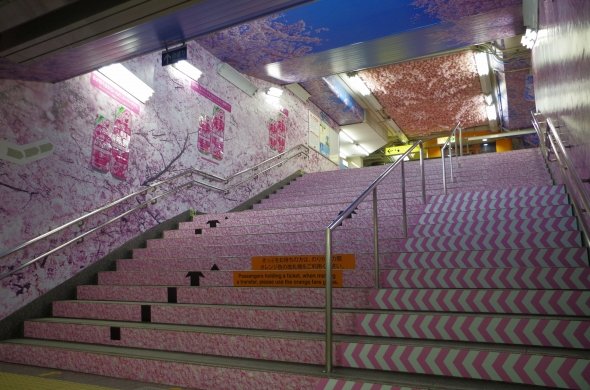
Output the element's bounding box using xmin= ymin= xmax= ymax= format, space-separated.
xmin=1 ymin=148 xmax=589 ymax=389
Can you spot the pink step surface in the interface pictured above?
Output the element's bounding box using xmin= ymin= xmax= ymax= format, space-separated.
xmin=46 ymin=302 xmax=590 ymax=350
xmin=384 ymin=247 xmax=589 ymax=269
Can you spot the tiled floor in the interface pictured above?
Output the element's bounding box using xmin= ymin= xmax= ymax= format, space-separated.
xmin=0 ymin=362 xmax=187 ymax=390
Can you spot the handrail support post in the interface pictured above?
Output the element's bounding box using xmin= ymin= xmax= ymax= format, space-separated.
xmin=372 ymin=188 xmax=380 ymax=288
xmin=324 ymin=228 xmax=333 ymax=373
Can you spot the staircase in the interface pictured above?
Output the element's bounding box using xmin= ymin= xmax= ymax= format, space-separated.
xmin=1 ymin=148 xmax=589 ymax=389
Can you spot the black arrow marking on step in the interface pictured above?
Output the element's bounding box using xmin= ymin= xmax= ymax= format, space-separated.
xmin=110 ymin=327 xmax=121 ymax=340
xmin=186 ymin=271 xmax=205 ymax=286
xmin=206 ymin=220 xmax=220 ymax=228
xmin=210 ymin=264 xmax=220 ymax=271
xmin=167 ymin=287 xmax=177 ymax=303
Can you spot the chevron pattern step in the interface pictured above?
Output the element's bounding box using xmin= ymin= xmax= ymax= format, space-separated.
xmin=76 ymin=286 xmax=374 ymax=308
xmin=415 ymin=204 xmax=573 ymax=224
xmin=384 ymin=248 xmax=589 ymax=269
xmin=371 ymin=289 xmax=590 ymax=315
xmin=97 ymin=269 xmax=374 ymax=288
xmin=380 ymin=267 xmax=590 ymax=289
xmin=423 ymin=193 xmax=569 ymax=213
xmin=404 ymin=231 xmax=582 ymax=251
xmin=356 ymin=313 xmax=590 ymax=349
xmin=429 ymin=185 xmax=565 ymax=203
xmin=0 ymin=340 xmax=325 ymax=389
xmin=411 ymin=216 xmax=577 ymax=237
xmin=336 ymin=342 xmax=590 ymax=389
xmin=314 ymin=378 xmax=419 ymax=390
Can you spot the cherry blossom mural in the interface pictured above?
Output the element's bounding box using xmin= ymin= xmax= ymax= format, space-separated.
xmin=0 ymin=40 xmax=337 ymax=320
xmin=359 ymin=51 xmax=487 ymax=137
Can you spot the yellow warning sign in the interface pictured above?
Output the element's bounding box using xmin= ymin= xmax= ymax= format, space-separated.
xmin=233 ymin=270 xmax=343 ymax=287
xmin=251 ymin=254 xmax=355 ymax=271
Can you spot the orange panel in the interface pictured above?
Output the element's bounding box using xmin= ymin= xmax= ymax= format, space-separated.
xmin=496 ymin=138 xmax=513 ymax=152
xmin=251 ymin=253 xmax=355 ymax=270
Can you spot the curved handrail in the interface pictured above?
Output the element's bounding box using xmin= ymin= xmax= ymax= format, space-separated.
xmin=532 ymin=112 xmax=590 ymax=247
xmin=0 ymin=144 xmax=310 ymax=279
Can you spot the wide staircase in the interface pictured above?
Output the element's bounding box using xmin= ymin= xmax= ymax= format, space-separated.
xmin=0 ymin=148 xmax=589 ymax=389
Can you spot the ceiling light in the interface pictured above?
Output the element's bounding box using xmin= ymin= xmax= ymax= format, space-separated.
xmin=484 ymin=94 xmax=493 ymax=105
xmin=486 ymin=105 xmax=497 ymax=121
xmin=172 ymin=60 xmax=202 ymax=81
xmin=348 ymin=74 xmax=371 ymax=96
xmin=98 ymin=63 xmax=154 ymax=103
xmin=340 ymin=130 xmax=354 ymax=143
xmin=350 ymin=161 xmax=360 ymax=168
xmin=355 ymin=143 xmax=370 ymax=156
xmin=474 ymin=52 xmax=489 ymax=76
xmin=482 ymin=138 xmax=488 ymax=141
xmin=266 ymin=87 xmax=283 ymax=98
xmin=483 ymin=143 xmax=489 ymax=146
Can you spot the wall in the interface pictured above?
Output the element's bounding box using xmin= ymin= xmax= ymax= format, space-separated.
xmin=0 ymin=41 xmax=337 ymax=320
xmin=533 ymin=1 xmax=590 ymax=203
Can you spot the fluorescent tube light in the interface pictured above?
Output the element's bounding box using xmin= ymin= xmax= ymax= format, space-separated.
xmin=266 ymin=87 xmax=283 ymax=97
xmin=340 ymin=130 xmax=354 ymax=143
xmin=482 ymin=138 xmax=488 ymax=141
xmin=486 ymin=105 xmax=497 ymax=121
xmin=285 ymin=83 xmax=311 ymax=102
xmin=98 ymin=63 xmax=154 ymax=103
xmin=217 ymin=62 xmax=257 ymax=96
xmin=173 ymin=60 xmax=202 ymax=81
xmin=348 ymin=75 xmax=371 ymax=96
xmin=474 ymin=52 xmax=489 ymax=76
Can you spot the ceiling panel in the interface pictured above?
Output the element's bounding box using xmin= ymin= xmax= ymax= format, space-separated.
xmin=359 ymin=51 xmax=488 ymax=138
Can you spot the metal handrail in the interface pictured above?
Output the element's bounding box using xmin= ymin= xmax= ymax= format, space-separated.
xmin=532 ymin=112 xmax=590 ymax=248
xmin=323 ymin=139 xmax=426 ymax=373
xmin=0 ymin=144 xmax=310 ymax=280
xmin=441 ymin=122 xmax=462 ymax=194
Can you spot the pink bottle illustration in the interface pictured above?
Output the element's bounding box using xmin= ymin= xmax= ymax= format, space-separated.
xmin=110 ymin=107 xmax=132 ymax=180
xmin=211 ymin=107 xmax=225 ymax=160
xmin=90 ymin=115 xmax=112 ymax=172
xmin=198 ymin=115 xmax=212 ymax=154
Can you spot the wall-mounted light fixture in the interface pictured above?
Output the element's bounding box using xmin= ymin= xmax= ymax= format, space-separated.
xmin=172 ymin=60 xmax=202 ymax=81
xmin=98 ymin=63 xmax=154 ymax=103
xmin=266 ymin=87 xmax=283 ymax=98
xmin=217 ymin=62 xmax=257 ymax=96
xmin=474 ymin=52 xmax=490 ymax=76
xmin=285 ymin=83 xmax=311 ymax=102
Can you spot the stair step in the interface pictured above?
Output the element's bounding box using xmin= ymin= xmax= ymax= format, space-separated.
xmin=423 ymin=193 xmax=569 ymax=213
xmin=49 ymin=301 xmax=590 ymax=350
xmin=0 ymin=339 xmax=326 ymax=389
xmin=412 ymin=216 xmax=577 ymax=236
xmin=71 ymin=286 xmax=590 ymax=316
xmin=429 ymin=185 xmax=565 ymax=203
xmin=380 ymin=267 xmax=590 ymax=289
xmin=336 ymin=341 xmax=590 ymax=389
xmin=371 ymin=289 xmax=590 ymax=315
xmin=415 ymin=204 xmax=573 ymax=224
xmin=98 ymin=269 xmax=374 ymax=288
xmin=384 ymin=248 xmax=589 ymax=269
xmin=356 ymin=312 xmax=590 ymax=349
xmin=404 ymin=231 xmax=582 ymax=251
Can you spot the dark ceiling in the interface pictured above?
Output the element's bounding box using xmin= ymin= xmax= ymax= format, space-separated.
xmin=0 ymin=0 xmax=534 ymax=144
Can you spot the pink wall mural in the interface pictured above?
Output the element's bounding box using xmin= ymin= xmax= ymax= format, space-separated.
xmin=533 ymin=0 xmax=590 ymax=218
xmin=0 ymin=41 xmax=337 ymax=320
xmin=359 ymin=51 xmax=487 ymax=137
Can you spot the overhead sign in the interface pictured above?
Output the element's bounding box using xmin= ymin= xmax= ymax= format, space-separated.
xmin=437 ymin=136 xmax=456 ymax=145
xmin=162 ymin=45 xmax=187 ymax=66
xmin=384 ymin=144 xmax=413 ymax=156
